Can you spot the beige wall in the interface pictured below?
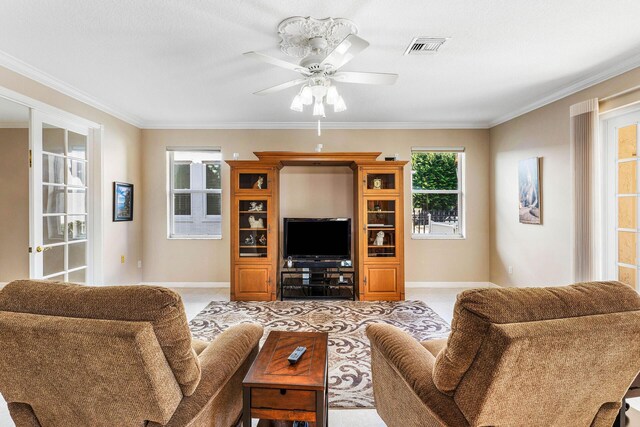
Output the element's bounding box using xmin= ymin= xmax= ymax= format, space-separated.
xmin=0 ymin=65 xmax=143 ymax=285
xmin=490 ymin=67 xmax=640 ymax=287
xmin=0 ymin=128 xmax=29 ymax=281
xmin=141 ymin=129 xmax=491 ymax=283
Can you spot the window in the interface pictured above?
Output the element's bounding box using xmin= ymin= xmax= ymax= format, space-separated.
xmin=168 ymin=149 xmax=222 ymax=238
xmin=411 ymin=148 xmax=465 ymax=238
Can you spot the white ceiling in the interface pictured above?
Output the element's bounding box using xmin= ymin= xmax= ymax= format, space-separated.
xmin=1 ymin=0 xmax=640 ymax=128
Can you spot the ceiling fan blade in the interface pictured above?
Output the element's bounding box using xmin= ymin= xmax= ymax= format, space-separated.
xmin=332 ymin=71 xmax=398 ymax=85
xmin=243 ymin=51 xmax=311 ymax=76
xmin=253 ymin=78 xmax=308 ymax=95
xmin=321 ymin=34 xmax=370 ymax=70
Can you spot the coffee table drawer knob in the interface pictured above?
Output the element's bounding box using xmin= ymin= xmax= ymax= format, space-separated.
xmin=280 ymin=389 xmax=287 ymax=395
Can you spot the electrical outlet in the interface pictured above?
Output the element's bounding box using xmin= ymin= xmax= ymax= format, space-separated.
xmin=138 ymin=260 xmax=142 ymax=269
xmin=508 ymin=266 xmax=513 ymax=275
xmin=121 ymin=255 xmax=125 ymax=264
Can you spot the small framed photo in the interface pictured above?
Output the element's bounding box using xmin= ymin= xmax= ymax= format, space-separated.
xmin=113 ymin=182 xmax=134 ymax=222
xmin=518 ymin=157 xmax=541 ymax=224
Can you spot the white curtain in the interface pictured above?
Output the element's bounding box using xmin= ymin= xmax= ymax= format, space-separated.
xmin=570 ymin=98 xmax=599 ymax=282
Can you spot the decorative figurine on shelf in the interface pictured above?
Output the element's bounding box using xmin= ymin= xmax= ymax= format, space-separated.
xmin=258 ymin=234 xmax=267 ymax=246
xmin=252 ymin=176 xmax=264 ymax=189
xmin=243 ymin=235 xmax=256 ymax=245
xmin=374 ymin=231 xmax=385 ymax=246
xmin=374 ymin=204 xmax=382 ymax=212
xmin=248 ymin=215 xmax=264 ymax=229
xmin=373 ymin=178 xmax=383 ymax=189
xmin=248 ymin=201 xmax=263 ymax=212
xmin=287 ymin=256 xmax=293 ymax=268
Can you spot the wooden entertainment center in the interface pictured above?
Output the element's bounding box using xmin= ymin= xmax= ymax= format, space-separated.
xmin=227 ymin=151 xmax=407 ymax=301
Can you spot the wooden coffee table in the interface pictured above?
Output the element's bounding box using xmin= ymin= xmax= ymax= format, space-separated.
xmin=243 ymin=331 xmax=328 ymax=427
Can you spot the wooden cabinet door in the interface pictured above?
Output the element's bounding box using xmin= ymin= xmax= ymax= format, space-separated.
xmin=234 ymin=266 xmax=273 ymax=300
xmin=363 ymin=196 xmax=401 ymax=263
xmin=363 ymin=264 xmax=401 ymax=300
xmin=362 ymin=168 xmax=401 ymax=195
xmin=233 ymin=168 xmax=274 ymax=195
xmin=234 ymin=195 xmax=275 ymax=263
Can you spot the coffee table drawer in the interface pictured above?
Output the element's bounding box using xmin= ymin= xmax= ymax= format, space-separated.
xmin=251 ymin=387 xmax=316 ymax=411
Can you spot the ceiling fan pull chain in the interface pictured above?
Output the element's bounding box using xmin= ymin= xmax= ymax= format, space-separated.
xmin=318 ymin=119 xmax=321 ymax=136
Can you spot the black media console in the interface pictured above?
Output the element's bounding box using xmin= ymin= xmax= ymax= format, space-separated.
xmin=279 ymin=261 xmax=356 ymax=301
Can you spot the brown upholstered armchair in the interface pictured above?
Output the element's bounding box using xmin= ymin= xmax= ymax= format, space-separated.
xmin=0 ymin=280 xmax=263 ymax=427
xmin=367 ymin=281 xmax=640 ymax=427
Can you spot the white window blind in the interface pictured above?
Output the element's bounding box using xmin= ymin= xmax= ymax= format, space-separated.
xmin=167 ymin=148 xmax=222 ymax=239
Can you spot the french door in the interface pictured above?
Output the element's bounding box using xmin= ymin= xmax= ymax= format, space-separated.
xmin=605 ymin=109 xmax=640 ymax=290
xmin=30 ymin=111 xmax=91 ymax=283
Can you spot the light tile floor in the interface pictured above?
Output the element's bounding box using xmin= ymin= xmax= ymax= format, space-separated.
xmin=1 ymin=286 xmax=639 ymax=426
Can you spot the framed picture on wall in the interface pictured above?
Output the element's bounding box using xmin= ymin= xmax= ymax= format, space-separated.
xmin=113 ymin=182 xmax=134 ymax=222
xmin=518 ymin=157 xmax=541 ymax=224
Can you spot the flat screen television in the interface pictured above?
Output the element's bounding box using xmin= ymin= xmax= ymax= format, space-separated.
xmin=283 ymin=218 xmax=351 ymax=260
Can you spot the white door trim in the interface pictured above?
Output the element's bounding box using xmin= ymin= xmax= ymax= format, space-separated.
xmin=599 ymin=105 xmax=640 ymax=283
xmin=0 ymin=83 xmax=104 ymax=284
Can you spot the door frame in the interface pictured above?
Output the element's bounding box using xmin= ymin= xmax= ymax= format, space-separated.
xmin=0 ymin=85 xmax=104 ymax=285
xmin=600 ymin=104 xmax=640 ymax=283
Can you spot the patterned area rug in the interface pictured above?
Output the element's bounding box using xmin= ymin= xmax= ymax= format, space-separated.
xmin=189 ymin=300 xmax=450 ymax=408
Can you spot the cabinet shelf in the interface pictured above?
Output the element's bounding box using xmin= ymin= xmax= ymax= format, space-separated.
xmin=240 ymin=245 xmax=267 ymax=248
xmin=368 ymin=211 xmax=395 ymax=214
xmin=239 ymin=211 xmax=267 ymax=214
xmin=239 ymin=228 xmax=267 ymax=231
xmin=368 ymin=245 xmax=396 ymax=248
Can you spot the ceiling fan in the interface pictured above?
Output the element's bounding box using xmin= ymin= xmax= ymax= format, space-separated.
xmin=243 ymin=16 xmax=398 ymax=118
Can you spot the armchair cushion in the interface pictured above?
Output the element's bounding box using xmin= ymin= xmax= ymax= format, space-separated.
xmin=192 ymin=339 xmax=209 ymax=355
xmin=421 ymin=338 xmax=447 ymax=357
xmin=0 ymin=280 xmax=201 ymax=396
xmin=433 ymin=281 xmax=640 ymax=395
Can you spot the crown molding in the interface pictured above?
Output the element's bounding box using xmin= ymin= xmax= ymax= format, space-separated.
xmin=141 ymin=121 xmax=491 ymax=130
xmin=0 ymin=50 xmax=144 ymax=128
xmin=489 ymin=50 xmax=640 ymax=127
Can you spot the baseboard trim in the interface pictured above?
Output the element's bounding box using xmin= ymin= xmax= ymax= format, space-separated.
xmin=406 ymin=281 xmax=498 ymax=289
xmin=139 ymin=281 xmax=230 ymax=288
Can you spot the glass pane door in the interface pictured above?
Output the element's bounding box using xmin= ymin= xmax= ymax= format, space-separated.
xmin=238 ymin=198 xmax=269 ymax=258
xmin=366 ymin=199 xmax=397 ymax=259
xmin=616 ymin=123 xmax=639 ymax=289
xmin=31 ymin=112 xmax=90 ymax=283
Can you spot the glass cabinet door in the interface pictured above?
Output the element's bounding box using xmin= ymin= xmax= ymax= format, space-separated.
xmin=238 ymin=198 xmax=269 ymax=259
xmin=363 ymin=170 xmax=398 ymax=194
xmin=365 ymin=199 xmax=397 ymax=259
xmin=236 ymin=170 xmax=271 ymax=192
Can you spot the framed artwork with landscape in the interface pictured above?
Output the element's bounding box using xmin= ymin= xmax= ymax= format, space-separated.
xmin=518 ymin=157 xmax=541 ymax=224
xmin=113 ymin=182 xmax=134 ymax=222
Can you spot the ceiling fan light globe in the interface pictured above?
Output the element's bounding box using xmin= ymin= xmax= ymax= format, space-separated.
xmin=326 ymin=86 xmax=339 ymax=105
xmin=290 ymin=95 xmax=304 ymax=112
xmin=334 ymin=96 xmax=347 ymax=113
xmin=301 ymin=86 xmax=313 ymax=105
xmin=313 ymin=101 xmax=325 ymax=117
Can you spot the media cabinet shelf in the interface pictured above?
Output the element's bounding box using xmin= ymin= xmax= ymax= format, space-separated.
xmin=280 ymin=267 xmax=356 ymax=301
xmin=227 ymin=152 xmax=406 ymax=302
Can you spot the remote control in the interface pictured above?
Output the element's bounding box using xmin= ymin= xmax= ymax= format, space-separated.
xmin=287 ymin=346 xmax=307 ymax=364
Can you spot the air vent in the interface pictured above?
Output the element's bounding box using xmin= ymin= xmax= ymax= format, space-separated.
xmin=404 ymin=37 xmax=448 ymax=55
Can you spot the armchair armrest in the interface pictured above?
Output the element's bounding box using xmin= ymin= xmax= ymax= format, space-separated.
xmin=150 ymin=324 xmax=263 ymax=427
xmin=367 ymin=324 xmax=468 ymax=427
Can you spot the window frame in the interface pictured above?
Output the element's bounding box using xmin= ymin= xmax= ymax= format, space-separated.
xmin=410 ymin=147 xmax=466 ymax=240
xmin=168 ymin=148 xmax=222 ymax=240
